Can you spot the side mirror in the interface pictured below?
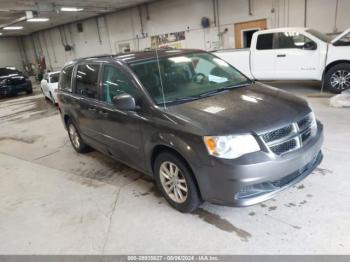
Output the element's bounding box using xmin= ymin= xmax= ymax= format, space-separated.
xmin=112 ymin=93 xmax=136 ymax=111
xmin=304 ymin=42 xmax=317 ymax=50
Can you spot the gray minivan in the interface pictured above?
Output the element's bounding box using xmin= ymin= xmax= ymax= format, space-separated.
xmin=58 ymin=49 xmax=323 ymax=212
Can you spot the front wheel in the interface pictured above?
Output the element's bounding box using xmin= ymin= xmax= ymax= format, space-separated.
xmin=154 ymin=152 xmax=202 ymax=213
xmin=325 ymin=63 xmax=350 ymax=93
xmin=67 ymin=120 xmax=89 ymax=153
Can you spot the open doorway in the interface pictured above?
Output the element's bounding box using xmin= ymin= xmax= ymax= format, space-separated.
xmin=242 ymin=28 xmax=259 ymax=48
xmin=234 ymin=19 xmax=267 ymax=48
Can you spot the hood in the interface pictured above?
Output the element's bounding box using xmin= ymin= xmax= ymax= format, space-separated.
xmin=0 ymin=73 xmax=24 ymax=80
xmin=0 ymin=73 xmax=25 ymax=85
xmin=50 ymin=82 xmax=59 ymax=89
xmin=331 ymin=28 xmax=350 ymax=44
xmin=166 ymin=83 xmax=311 ymax=136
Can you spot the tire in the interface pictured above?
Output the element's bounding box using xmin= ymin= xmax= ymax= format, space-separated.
xmin=26 ymin=88 xmax=33 ymax=94
xmin=154 ymin=152 xmax=202 ymax=213
xmin=67 ymin=119 xmax=89 ymax=153
xmin=325 ymin=63 xmax=350 ymax=94
xmin=49 ymin=92 xmax=55 ymax=104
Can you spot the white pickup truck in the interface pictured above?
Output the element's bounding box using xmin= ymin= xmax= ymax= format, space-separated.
xmin=214 ymin=27 xmax=350 ymax=93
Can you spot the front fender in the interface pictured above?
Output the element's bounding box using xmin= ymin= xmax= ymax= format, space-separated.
xmin=144 ymin=131 xmax=204 ymax=177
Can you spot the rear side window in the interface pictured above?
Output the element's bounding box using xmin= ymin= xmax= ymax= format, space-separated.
xmin=256 ymin=33 xmax=274 ymax=50
xmin=59 ymin=66 xmax=74 ymax=92
xmin=75 ymin=64 xmax=100 ymax=99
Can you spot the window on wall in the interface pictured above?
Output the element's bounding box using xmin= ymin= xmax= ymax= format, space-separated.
xmin=75 ymin=64 xmax=100 ymax=99
xmin=59 ymin=65 xmax=74 ymax=92
xmin=256 ymin=33 xmax=274 ymax=50
xmin=276 ymin=32 xmax=317 ymax=49
xmin=101 ymin=65 xmax=138 ymax=104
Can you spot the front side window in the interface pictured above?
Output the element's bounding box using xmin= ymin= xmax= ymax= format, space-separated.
xmin=277 ymin=32 xmax=316 ymax=50
xmin=75 ymin=64 xmax=100 ymax=99
xmin=256 ymin=33 xmax=274 ymax=50
xmin=130 ymin=52 xmax=250 ymax=106
xmin=59 ymin=65 xmax=73 ymax=92
xmin=101 ymin=65 xmax=138 ymax=104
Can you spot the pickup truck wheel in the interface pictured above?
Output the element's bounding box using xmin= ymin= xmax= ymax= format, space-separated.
xmin=154 ymin=152 xmax=202 ymax=213
xmin=325 ymin=63 xmax=350 ymax=93
xmin=67 ymin=120 xmax=89 ymax=153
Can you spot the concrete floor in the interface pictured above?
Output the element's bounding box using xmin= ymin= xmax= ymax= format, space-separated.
xmin=0 ymin=82 xmax=349 ymax=254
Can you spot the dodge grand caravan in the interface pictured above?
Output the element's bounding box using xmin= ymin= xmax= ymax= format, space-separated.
xmin=58 ymin=49 xmax=323 ymax=212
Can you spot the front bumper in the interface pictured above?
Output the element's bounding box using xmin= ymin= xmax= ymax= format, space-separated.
xmin=193 ymin=122 xmax=324 ymax=206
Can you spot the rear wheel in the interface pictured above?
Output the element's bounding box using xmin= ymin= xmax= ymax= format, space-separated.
xmin=325 ymin=63 xmax=350 ymax=93
xmin=154 ymin=152 xmax=202 ymax=213
xmin=67 ymin=120 xmax=89 ymax=153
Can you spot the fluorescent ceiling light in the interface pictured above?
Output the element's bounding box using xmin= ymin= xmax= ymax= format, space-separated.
xmin=27 ymin=18 xmax=50 ymax=22
xmin=3 ymin=26 xmax=23 ymax=30
xmin=61 ymin=7 xmax=84 ymax=12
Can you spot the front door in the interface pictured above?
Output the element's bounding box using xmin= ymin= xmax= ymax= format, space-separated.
xmin=273 ymin=31 xmax=320 ymax=80
xmin=98 ymin=64 xmax=145 ymax=171
xmin=234 ymin=19 xmax=267 ymax=48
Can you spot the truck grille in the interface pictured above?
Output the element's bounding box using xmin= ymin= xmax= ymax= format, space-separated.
xmin=260 ymin=113 xmax=316 ymax=156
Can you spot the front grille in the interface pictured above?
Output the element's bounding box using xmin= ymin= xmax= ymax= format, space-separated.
xmin=270 ymin=138 xmax=297 ymax=155
xmin=297 ymin=115 xmax=313 ymax=130
xmin=7 ymin=78 xmax=25 ymax=85
xmin=261 ymin=125 xmax=293 ymax=143
xmin=261 ymin=113 xmax=316 ymax=156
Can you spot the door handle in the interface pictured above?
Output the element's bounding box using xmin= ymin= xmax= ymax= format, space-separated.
xmin=277 ymin=54 xmax=286 ymax=57
xmin=88 ymin=107 xmax=97 ymax=112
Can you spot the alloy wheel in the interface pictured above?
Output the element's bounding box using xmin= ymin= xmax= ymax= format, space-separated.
xmin=159 ymin=161 xmax=188 ymax=203
xmin=330 ymin=70 xmax=350 ymax=90
xmin=68 ymin=124 xmax=80 ymax=149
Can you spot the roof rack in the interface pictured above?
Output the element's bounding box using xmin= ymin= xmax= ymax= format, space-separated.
xmin=73 ymin=54 xmax=115 ymax=61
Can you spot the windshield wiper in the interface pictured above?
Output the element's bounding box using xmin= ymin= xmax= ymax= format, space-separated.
xmin=158 ymin=82 xmax=252 ymax=106
xmin=198 ymin=82 xmax=251 ymax=98
xmin=163 ymin=96 xmax=201 ymax=105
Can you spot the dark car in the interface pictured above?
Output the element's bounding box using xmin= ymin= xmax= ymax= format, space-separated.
xmin=58 ymin=49 xmax=323 ymax=212
xmin=0 ymin=67 xmax=32 ymax=97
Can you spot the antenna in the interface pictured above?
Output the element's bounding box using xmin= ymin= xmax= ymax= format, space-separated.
xmin=154 ymin=45 xmax=167 ymax=110
xmin=150 ymin=22 xmax=167 ymax=110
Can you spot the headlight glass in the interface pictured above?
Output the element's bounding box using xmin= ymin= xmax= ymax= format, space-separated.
xmin=0 ymin=79 xmax=7 ymax=85
xmin=309 ymin=111 xmax=317 ymax=135
xmin=203 ymin=134 xmax=260 ymax=159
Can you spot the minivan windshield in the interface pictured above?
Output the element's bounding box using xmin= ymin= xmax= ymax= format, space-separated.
xmin=49 ymin=73 xmax=60 ymax=83
xmin=130 ymin=52 xmax=250 ymax=106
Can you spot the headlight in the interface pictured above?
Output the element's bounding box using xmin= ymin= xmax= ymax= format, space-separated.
xmin=309 ymin=111 xmax=317 ymax=135
xmin=203 ymin=134 xmax=260 ymax=159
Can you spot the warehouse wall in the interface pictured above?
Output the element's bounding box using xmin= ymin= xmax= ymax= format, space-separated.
xmin=0 ymin=38 xmax=23 ymax=70
xmin=20 ymin=0 xmax=350 ymax=72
